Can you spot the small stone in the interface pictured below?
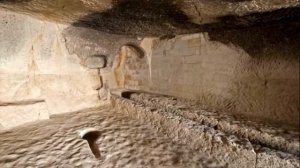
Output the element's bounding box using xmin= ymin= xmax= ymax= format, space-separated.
xmin=99 ymin=88 xmax=109 ymax=100
xmin=85 ymin=55 xmax=106 ymax=69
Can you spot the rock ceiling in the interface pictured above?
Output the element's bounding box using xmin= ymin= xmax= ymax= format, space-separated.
xmin=0 ymin=0 xmax=299 ymax=36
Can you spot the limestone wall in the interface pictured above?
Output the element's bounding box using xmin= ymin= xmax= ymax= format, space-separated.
xmin=112 ymin=25 xmax=299 ymax=128
xmin=0 ymin=10 xmax=101 ymax=129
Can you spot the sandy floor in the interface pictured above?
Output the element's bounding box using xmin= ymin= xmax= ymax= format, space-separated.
xmin=0 ymin=105 xmax=222 ymax=168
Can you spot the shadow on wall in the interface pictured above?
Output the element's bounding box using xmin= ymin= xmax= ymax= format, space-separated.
xmin=1 ymin=0 xmax=300 ymax=37
xmin=71 ymin=0 xmax=200 ymax=36
xmin=208 ymin=23 xmax=300 ymax=60
xmin=204 ymin=6 xmax=300 ymax=30
xmin=71 ymin=4 xmax=300 ymax=37
xmin=206 ymin=23 xmax=300 ymax=128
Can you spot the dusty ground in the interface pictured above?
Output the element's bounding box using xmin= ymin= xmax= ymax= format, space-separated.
xmin=0 ymin=105 xmax=223 ymax=168
xmin=0 ymin=93 xmax=298 ymax=168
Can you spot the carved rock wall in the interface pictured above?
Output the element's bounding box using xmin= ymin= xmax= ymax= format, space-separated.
xmin=0 ymin=9 xmax=101 ymax=128
xmin=111 ymin=25 xmax=300 ymax=128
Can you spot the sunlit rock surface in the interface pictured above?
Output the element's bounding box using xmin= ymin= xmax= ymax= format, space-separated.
xmin=0 ymin=106 xmax=224 ymax=168
xmin=0 ymin=10 xmax=102 ymax=128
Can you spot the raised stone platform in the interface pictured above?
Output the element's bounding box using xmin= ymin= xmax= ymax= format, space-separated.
xmin=0 ymin=99 xmax=49 ymax=129
xmin=111 ymin=91 xmax=300 ymax=168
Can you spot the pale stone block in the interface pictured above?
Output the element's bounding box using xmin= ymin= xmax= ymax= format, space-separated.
xmin=0 ymin=102 xmax=49 ymax=129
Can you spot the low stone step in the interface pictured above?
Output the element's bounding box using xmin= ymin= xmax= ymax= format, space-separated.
xmin=111 ymin=93 xmax=299 ymax=168
xmin=128 ymin=92 xmax=300 ymax=156
xmin=0 ymin=99 xmax=49 ymax=129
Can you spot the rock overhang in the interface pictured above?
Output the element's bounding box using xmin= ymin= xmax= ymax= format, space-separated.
xmin=0 ymin=0 xmax=299 ymax=36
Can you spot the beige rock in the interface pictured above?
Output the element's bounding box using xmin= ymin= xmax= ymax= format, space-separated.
xmin=111 ymin=94 xmax=300 ymax=168
xmin=0 ymin=101 xmax=49 ymax=129
xmin=0 ymin=106 xmax=224 ymax=168
xmin=112 ymin=45 xmax=149 ymax=90
xmin=0 ymin=10 xmax=101 ymax=119
xmin=85 ymin=55 xmax=106 ymax=69
xmin=99 ymin=87 xmax=109 ymax=100
xmin=118 ymin=31 xmax=299 ymax=128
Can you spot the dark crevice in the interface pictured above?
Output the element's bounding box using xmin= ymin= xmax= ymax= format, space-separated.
xmin=121 ymin=91 xmax=135 ymax=99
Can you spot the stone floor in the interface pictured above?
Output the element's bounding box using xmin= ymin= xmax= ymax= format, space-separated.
xmin=0 ymin=105 xmax=222 ymax=168
xmin=0 ymin=92 xmax=299 ymax=168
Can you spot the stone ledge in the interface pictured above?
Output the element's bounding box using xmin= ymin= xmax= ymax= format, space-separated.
xmin=129 ymin=93 xmax=300 ymax=156
xmin=0 ymin=99 xmax=44 ymax=106
xmin=0 ymin=101 xmax=49 ymax=129
xmin=110 ymin=93 xmax=299 ymax=168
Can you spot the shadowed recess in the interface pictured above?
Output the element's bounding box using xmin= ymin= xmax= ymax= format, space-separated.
xmin=207 ymin=22 xmax=300 ymax=60
xmin=72 ymin=3 xmax=300 ymax=36
xmin=72 ymin=0 xmax=200 ymax=36
xmin=200 ymin=6 xmax=300 ymax=60
xmin=205 ymin=6 xmax=300 ymax=29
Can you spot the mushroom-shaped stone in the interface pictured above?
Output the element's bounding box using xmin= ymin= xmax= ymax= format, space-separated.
xmin=79 ymin=128 xmax=102 ymax=159
xmin=85 ymin=55 xmax=107 ymax=69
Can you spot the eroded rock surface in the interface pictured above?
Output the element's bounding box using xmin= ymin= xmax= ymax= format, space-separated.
xmin=0 ymin=1 xmax=299 ymax=167
xmin=85 ymin=55 xmax=107 ymax=69
xmin=111 ymin=92 xmax=300 ymax=168
xmin=0 ymin=9 xmax=104 ymax=128
xmin=111 ymin=28 xmax=300 ymax=128
xmin=127 ymin=92 xmax=300 ymax=155
xmin=0 ymin=106 xmax=223 ymax=168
